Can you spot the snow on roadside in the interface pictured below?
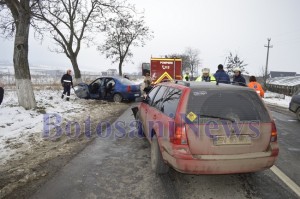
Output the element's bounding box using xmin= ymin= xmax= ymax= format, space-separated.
xmin=0 ymin=89 xmax=85 ymax=165
xmin=263 ymin=91 xmax=291 ymax=109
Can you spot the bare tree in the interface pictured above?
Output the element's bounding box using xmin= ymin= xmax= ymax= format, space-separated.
xmin=0 ymin=0 xmax=38 ymax=109
xmin=164 ymin=53 xmax=189 ymax=74
xmin=185 ymin=47 xmax=201 ymax=79
xmin=33 ymin=0 xmax=125 ymax=82
xmin=226 ymin=52 xmax=248 ymax=76
xmin=98 ymin=12 xmax=153 ymax=76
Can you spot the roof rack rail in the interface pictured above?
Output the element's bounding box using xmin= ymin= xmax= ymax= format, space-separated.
xmin=160 ymin=79 xmax=172 ymax=83
xmin=175 ymin=80 xmax=190 ymax=87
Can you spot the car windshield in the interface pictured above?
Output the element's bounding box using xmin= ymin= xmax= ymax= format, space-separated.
xmin=186 ymin=89 xmax=271 ymax=123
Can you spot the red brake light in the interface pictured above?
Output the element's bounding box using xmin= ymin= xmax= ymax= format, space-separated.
xmin=171 ymin=124 xmax=188 ymax=145
xmin=271 ymin=120 xmax=277 ymax=142
xmin=127 ymin=86 xmax=131 ymax=92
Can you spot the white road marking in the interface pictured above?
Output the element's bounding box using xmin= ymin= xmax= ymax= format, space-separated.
xmin=270 ymin=165 xmax=300 ymax=197
xmin=288 ymin=120 xmax=298 ymax=122
xmin=288 ymin=148 xmax=300 ymax=152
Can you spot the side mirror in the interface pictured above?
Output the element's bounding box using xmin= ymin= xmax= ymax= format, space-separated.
xmin=131 ymin=107 xmax=139 ymax=119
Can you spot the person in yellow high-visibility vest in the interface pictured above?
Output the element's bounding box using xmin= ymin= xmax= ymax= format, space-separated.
xmin=183 ymin=72 xmax=190 ymax=81
xmin=196 ymin=68 xmax=216 ymax=82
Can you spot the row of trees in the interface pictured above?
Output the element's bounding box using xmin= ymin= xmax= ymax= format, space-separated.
xmin=0 ymin=0 xmax=153 ymax=109
xmin=166 ymin=49 xmax=248 ymax=79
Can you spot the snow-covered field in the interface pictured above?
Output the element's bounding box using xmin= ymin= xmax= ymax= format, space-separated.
xmin=0 ymin=89 xmax=83 ymax=165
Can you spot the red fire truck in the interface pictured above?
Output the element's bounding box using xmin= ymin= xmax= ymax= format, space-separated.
xmin=142 ymin=58 xmax=182 ymax=84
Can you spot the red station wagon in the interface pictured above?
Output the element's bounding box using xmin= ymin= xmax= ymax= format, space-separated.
xmin=134 ymin=81 xmax=279 ymax=174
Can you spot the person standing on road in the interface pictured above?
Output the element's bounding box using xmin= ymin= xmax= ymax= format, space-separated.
xmin=61 ymin=69 xmax=73 ymax=101
xmin=214 ymin=64 xmax=230 ymax=84
xmin=144 ymin=73 xmax=152 ymax=87
xmin=232 ymin=67 xmax=246 ymax=86
xmin=195 ymin=68 xmax=216 ymax=82
xmin=0 ymin=81 xmax=4 ymax=105
xmin=183 ymin=72 xmax=190 ymax=81
xmin=248 ymin=76 xmax=265 ymax=97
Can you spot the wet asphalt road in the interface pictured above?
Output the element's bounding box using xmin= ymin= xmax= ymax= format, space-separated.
xmin=269 ymin=109 xmax=300 ymax=186
xmin=30 ymin=105 xmax=299 ymax=199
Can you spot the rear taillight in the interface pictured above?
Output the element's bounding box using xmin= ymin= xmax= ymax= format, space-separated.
xmin=171 ymin=124 xmax=188 ymax=145
xmin=271 ymin=120 xmax=277 ymax=142
xmin=127 ymin=86 xmax=131 ymax=92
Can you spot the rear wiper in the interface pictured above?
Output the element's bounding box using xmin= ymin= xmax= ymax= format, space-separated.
xmin=199 ymin=114 xmax=235 ymax=123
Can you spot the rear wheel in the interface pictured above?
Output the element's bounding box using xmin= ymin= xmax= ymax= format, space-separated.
xmin=151 ymin=135 xmax=169 ymax=174
xmin=296 ymin=108 xmax=300 ymax=121
xmin=113 ymin=93 xmax=122 ymax=102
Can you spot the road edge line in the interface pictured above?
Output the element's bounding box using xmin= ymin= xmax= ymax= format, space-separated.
xmin=270 ymin=165 xmax=300 ymax=197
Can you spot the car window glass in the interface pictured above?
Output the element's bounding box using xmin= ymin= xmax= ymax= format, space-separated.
xmin=186 ymin=89 xmax=271 ymax=123
xmin=146 ymin=86 xmax=160 ymax=105
xmin=91 ymin=79 xmax=101 ymax=85
xmin=152 ymin=86 xmax=168 ymax=109
xmin=106 ymin=79 xmax=115 ymax=86
xmin=118 ymin=77 xmax=135 ymax=85
xmin=90 ymin=79 xmax=101 ymax=92
xmin=161 ymin=88 xmax=182 ymax=118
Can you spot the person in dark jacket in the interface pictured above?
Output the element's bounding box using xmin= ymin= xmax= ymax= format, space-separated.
xmin=143 ymin=80 xmax=153 ymax=96
xmin=214 ymin=64 xmax=230 ymax=84
xmin=61 ymin=69 xmax=73 ymax=101
xmin=0 ymin=81 xmax=4 ymax=105
xmin=232 ymin=67 xmax=246 ymax=86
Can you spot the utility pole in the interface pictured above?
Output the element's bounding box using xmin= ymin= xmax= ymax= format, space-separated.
xmin=264 ymin=38 xmax=273 ymax=78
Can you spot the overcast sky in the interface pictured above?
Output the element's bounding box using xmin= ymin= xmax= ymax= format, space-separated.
xmin=1 ymin=0 xmax=300 ymax=76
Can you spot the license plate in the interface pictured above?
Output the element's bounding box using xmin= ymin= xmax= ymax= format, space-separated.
xmin=213 ymin=135 xmax=251 ymax=146
xmin=134 ymin=94 xmax=140 ymax=96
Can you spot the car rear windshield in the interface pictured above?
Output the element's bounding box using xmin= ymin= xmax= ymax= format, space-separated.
xmin=118 ymin=78 xmax=136 ymax=85
xmin=186 ymin=89 xmax=271 ymax=123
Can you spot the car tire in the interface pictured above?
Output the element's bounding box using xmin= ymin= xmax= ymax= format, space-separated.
xmin=151 ymin=135 xmax=169 ymax=174
xmin=113 ymin=93 xmax=122 ymax=102
xmin=296 ymin=108 xmax=300 ymax=121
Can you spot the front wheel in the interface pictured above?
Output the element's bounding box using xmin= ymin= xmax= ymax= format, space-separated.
xmin=296 ymin=108 xmax=300 ymax=121
xmin=136 ymin=112 xmax=145 ymax=137
xmin=113 ymin=93 xmax=122 ymax=102
xmin=151 ymin=135 xmax=169 ymax=174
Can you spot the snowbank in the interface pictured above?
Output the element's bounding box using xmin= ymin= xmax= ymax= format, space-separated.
xmin=263 ymin=91 xmax=291 ymax=109
xmin=0 ymin=89 xmax=85 ymax=165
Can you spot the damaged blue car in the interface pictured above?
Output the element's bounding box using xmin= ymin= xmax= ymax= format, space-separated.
xmin=74 ymin=76 xmax=141 ymax=102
